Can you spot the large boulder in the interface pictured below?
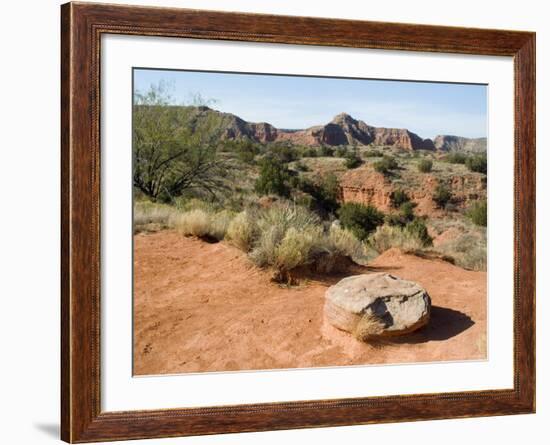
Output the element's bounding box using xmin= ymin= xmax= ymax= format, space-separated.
xmin=324 ymin=273 xmax=431 ymax=340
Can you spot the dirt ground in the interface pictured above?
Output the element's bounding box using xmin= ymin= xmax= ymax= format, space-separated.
xmin=133 ymin=231 xmax=486 ymax=375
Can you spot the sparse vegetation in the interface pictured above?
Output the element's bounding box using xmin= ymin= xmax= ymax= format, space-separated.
xmin=225 ymin=211 xmax=257 ymax=251
xmin=344 ymin=151 xmax=362 ymax=169
xmin=445 ymin=152 xmax=468 ymax=164
xmin=432 ymin=184 xmax=452 ymax=209
xmin=373 ymin=155 xmax=398 ymax=175
xmin=466 ymin=154 xmax=487 ymax=174
xmin=338 ymin=202 xmax=385 ymax=241
xmin=417 ymin=159 xmax=433 ymax=173
xmin=390 ymin=189 xmax=410 ymax=208
xmin=466 ymin=199 xmax=487 ymax=227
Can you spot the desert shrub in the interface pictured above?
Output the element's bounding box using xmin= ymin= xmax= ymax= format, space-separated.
xmin=364 ymin=150 xmax=384 ymax=158
xmin=273 ymin=227 xmax=321 ymax=273
xmin=405 ymin=218 xmax=433 ymax=247
xmin=432 ymin=184 xmax=452 ymax=209
xmin=225 ymin=211 xmax=257 ymax=251
xmin=294 ymin=161 xmax=309 ymax=172
xmin=246 ymin=203 xmax=366 ymax=280
xmin=445 ymin=152 xmax=468 ymax=164
xmin=344 ymin=152 xmax=362 ymax=169
xmin=466 ymin=154 xmax=487 ymax=174
xmin=172 ymin=209 xmax=212 ymax=238
xmin=369 ymin=223 xmax=428 ymax=253
xmin=326 ymin=226 xmax=365 ymax=260
xmin=174 ymin=197 xmax=219 ymax=213
xmin=385 ymin=201 xmax=416 ymax=227
xmin=335 ymin=147 xmax=348 ymax=158
xmin=254 ymin=157 xmax=290 ymax=197
xmin=134 ymin=201 xmax=176 ymax=229
xmin=417 ymin=159 xmax=433 ymax=173
xmin=319 ymin=145 xmax=335 ymax=157
xmin=269 ymin=143 xmax=300 ymax=163
xmin=338 ymin=202 xmax=385 ymax=241
xmin=256 ymin=203 xmax=321 ymax=236
xmin=373 ymin=155 xmax=398 ymax=174
xmin=302 ymin=147 xmax=318 ymax=157
xmin=390 ymin=189 xmax=410 ymax=208
xmin=298 ymin=174 xmax=340 ymax=215
xmin=435 ymin=230 xmax=487 ymax=271
xmin=466 ymin=199 xmax=487 ymax=227
xmin=208 ymin=210 xmax=234 ymax=240
xmin=400 ymin=201 xmax=416 ymax=221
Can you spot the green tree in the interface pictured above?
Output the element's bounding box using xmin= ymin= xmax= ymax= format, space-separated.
xmin=254 ymin=157 xmax=290 ymax=197
xmin=338 ymin=202 xmax=384 ymax=240
xmin=133 ymin=83 xmax=229 ymax=202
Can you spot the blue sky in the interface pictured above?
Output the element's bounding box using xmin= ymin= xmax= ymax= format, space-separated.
xmin=134 ymin=68 xmax=487 ymax=139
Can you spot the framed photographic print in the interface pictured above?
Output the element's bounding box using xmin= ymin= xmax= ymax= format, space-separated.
xmin=61 ymin=2 xmax=535 ymax=442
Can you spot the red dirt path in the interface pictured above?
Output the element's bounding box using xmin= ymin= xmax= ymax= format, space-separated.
xmin=133 ymin=231 xmax=486 ymax=375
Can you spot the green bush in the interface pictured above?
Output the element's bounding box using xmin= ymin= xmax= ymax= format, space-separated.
xmin=344 ymin=152 xmax=362 ymax=169
xmin=254 ymin=157 xmax=290 ymax=197
xmin=373 ymin=155 xmax=398 ymax=174
xmin=405 ymin=218 xmax=433 ymax=247
xmin=338 ymin=202 xmax=385 ymax=241
xmin=432 ymin=184 xmax=452 ymax=209
xmin=296 ymin=174 xmax=340 ymax=215
xmin=466 ymin=199 xmax=487 ymax=226
xmin=445 ymin=152 xmax=468 ymax=164
xmin=390 ymin=189 xmax=410 ymax=208
xmin=319 ymin=145 xmax=335 ymax=157
xmin=417 ymin=159 xmax=433 ymax=173
xmin=363 ymin=150 xmax=384 ymax=158
xmin=385 ymin=201 xmax=416 ymax=227
xmin=466 ymin=154 xmax=487 ymax=174
xmin=335 ymin=147 xmax=348 ymax=158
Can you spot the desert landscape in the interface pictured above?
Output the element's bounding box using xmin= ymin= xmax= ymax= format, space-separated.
xmin=133 ymin=73 xmax=488 ymax=375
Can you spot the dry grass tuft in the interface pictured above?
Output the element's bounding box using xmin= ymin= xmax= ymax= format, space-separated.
xmin=354 ymin=313 xmax=387 ymax=342
xmin=225 ymin=211 xmax=257 ymax=251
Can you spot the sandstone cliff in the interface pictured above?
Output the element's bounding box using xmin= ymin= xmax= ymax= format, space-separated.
xmin=339 ymin=165 xmax=487 ymax=216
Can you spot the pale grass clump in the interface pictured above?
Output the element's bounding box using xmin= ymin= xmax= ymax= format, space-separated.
xmin=248 ymin=225 xmax=283 ymax=268
xmin=354 ymin=313 xmax=387 ymax=343
xmin=134 ymin=201 xmax=177 ymax=232
xmin=225 ymin=211 xmax=257 ymax=252
xmin=369 ymin=224 xmax=426 ymax=253
xmin=172 ymin=209 xmax=212 ymax=238
xmin=208 ymin=210 xmax=235 ymax=241
xmin=435 ymin=230 xmax=487 ymax=271
xmin=274 ymin=227 xmax=322 ymax=272
xmin=327 ymin=226 xmax=365 ymax=260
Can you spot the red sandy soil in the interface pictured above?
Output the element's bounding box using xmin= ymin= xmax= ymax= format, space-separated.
xmin=133 ymin=231 xmax=486 ymax=375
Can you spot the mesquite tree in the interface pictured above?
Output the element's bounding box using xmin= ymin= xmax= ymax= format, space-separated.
xmin=133 ymin=83 xmax=228 ymax=202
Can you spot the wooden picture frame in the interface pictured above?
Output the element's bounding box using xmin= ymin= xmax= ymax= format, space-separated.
xmin=61 ymin=2 xmax=535 ymax=442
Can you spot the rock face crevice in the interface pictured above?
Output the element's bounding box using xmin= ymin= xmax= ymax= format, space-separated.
xmin=324 ymin=273 xmax=431 ymax=340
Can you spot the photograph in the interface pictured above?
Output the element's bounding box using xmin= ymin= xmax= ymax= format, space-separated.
xmin=132 ymin=69 xmax=489 ymax=376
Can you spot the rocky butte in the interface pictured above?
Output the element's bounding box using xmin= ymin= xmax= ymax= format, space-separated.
xmin=162 ymin=105 xmax=486 ymax=151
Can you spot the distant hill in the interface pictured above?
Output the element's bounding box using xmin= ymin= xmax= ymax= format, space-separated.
xmin=140 ymin=105 xmax=486 ymax=151
xmin=433 ymin=135 xmax=487 ymax=153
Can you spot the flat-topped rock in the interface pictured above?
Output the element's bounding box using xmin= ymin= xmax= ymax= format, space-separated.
xmin=324 ymin=273 xmax=431 ymax=340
